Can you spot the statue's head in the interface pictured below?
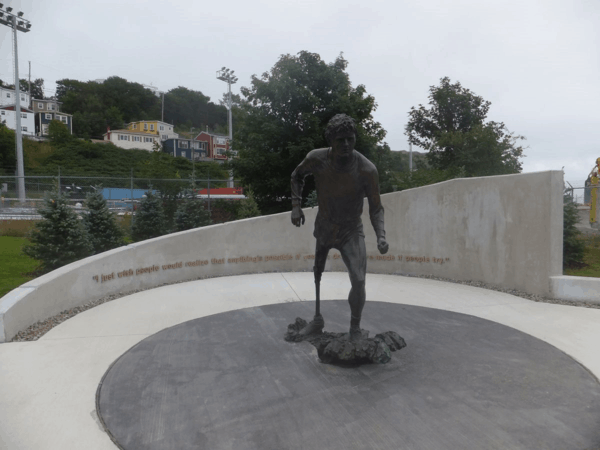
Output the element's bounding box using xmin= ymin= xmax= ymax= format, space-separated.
xmin=325 ymin=114 xmax=356 ymax=145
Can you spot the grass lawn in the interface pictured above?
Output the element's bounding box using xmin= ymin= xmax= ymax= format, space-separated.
xmin=0 ymin=237 xmax=39 ymax=298
xmin=564 ymin=234 xmax=600 ymax=278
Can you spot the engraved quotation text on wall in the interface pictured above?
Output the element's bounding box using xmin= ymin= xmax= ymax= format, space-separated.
xmin=91 ymin=252 xmax=451 ymax=284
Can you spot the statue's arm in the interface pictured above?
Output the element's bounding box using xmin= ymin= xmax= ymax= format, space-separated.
xmin=366 ymin=168 xmax=389 ymax=254
xmin=290 ymin=155 xmax=315 ymax=227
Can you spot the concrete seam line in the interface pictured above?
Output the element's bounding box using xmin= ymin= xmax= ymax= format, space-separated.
xmin=279 ymin=272 xmax=302 ymax=301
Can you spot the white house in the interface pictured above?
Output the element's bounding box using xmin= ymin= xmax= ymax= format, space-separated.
xmin=103 ymin=129 xmax=161 ymax=151
xmin=0 ymin=105 xmax=35 ymax=136
xmin=0 ymin=86 xmax=30 ymax=108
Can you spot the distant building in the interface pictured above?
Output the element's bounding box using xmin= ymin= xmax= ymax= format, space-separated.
xmin=162 ymin=138 xmax=209 ymax=161
xmin=0 ymin=104 xmax=35 ymax=136
xmin=0 ymin=86 xmax=30 ymax=108
xmin=126 ymin=121 xmax=178 ymax=141
xmin=32 ymin=99 xmax=73 ymax=136
xmin=103 ymin=128 xmax=160 ymax=151
xmin=195 ymin=131 xmax=230 ymax=160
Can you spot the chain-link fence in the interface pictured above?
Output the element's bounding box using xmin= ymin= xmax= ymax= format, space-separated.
xmin=0 ymin=174 xmax=242 ymax=220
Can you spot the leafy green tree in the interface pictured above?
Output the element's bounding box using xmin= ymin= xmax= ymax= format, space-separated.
xmin=174 ymin=199 xmax=211 ymax=231
xmin=84 ymin=188 xmax=125 ymax=253
xmin=23 ymin=186 xmax=93 ymax=272
xmin=406 ymin=77 xmax=524 ymax=177
xmin=48 ymin=120 xmax=72 ymax=146
xmin=56 ymin=77 xmax=160 ymax=138
xmin=131 ymin=190 xmax=168 ymax=241
xmin=233 ymin=51 xmax=386 ymax=213
xmin=563 ymin=194 xmax=585 ymax=269
xmin=388 ymin=167 xmax=465 ymax=192
xmin=164 ymin=86 xmax=227 ymax=130
xmin=29 ymin=78 xmax=45 ymax=100
xmin=236 ymin=189 xmax=261 ymax=219
xmin=0 ymin=123 xmax=16 ymax=174
xmin=219 ymin=92 xmax=242 ymax=108
xmin=0 ymin=78 xmax=44 ymax=99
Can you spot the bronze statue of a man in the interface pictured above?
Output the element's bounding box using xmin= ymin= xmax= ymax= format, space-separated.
xmin=291 ymin=114 xmax=389 ymax=341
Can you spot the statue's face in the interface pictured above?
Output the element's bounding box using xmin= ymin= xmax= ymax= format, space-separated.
xmin=330 ymin=130 xmax=356 ymax=159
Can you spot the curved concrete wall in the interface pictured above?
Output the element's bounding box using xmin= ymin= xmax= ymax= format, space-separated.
xmin=0 ymin=170 xmax=564 ymax=343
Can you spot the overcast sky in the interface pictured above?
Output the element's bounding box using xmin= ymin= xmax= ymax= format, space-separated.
xmin=1 ymin=0 xmax=598 ymax=195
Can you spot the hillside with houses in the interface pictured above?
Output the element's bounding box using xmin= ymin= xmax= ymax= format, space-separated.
xmin=0 ymin=77 xmax=233 ymax=166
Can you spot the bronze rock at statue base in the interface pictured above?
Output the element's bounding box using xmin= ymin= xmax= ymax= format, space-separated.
xmin=284 ymin=317 xmax=406 ymax=365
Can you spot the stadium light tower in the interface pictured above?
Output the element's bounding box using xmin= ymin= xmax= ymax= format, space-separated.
xmin=0 ymin=6 xmax=32 ymax=203
xmin=216 ymin=67 xmax=238 ymax=141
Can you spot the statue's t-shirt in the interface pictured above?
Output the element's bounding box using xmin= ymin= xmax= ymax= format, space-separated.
xmin=291 ymin=148 xmax=385 ymax=248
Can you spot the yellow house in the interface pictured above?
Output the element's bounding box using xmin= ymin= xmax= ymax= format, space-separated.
xmin=127 ymin=121 xmax=178 ymax=141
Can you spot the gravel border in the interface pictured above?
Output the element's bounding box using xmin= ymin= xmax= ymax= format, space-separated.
xmin=9 ymin=271 xmax=599 ymax=342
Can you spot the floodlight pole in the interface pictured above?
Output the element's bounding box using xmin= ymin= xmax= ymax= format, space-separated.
xmin=0 ymin=7 xmax=32 ymax=203
xmin=216 ymin=67 xmax=238 ymax=141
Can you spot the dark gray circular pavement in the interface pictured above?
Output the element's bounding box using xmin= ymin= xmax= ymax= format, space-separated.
xmin=97 ymin=301 xmax=600 ymax=450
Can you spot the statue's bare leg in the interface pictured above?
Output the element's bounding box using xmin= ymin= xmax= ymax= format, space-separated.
xmin=339 ymin=234 xmax=367 ymax=341
xmin=298 ymin=242 xmax=329 ymax=336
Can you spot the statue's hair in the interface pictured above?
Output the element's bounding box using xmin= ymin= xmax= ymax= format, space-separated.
xmin=325 ymin=114 xmax=356 ymax=144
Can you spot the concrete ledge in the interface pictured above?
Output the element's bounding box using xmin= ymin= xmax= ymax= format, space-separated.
xmin=550 ymin=276 xmax=600 ymax=304
xmin=0 ymin=171 xmax=564 ymax=343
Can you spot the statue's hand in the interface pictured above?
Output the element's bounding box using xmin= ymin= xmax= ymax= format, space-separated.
xmin=377 ymin=237 xmax=389 ymax=254
xmin=291 ymin=205 xmax=305 ymax=227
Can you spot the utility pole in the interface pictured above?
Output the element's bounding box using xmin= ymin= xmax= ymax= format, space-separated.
xmin=161 ymin=92 xmax=164 ymax=122
xmin=0 ymin=6 xmax=32 ymax=203
xmin=28 ymin=61 xmax=31 ymax=108
xmin=409 ymin=141 xmax=413 ymax=172
xmin=190 ymin=126 xmax=195 ymax=166
xmin=216 ymin=67 xmax=238 ymax=141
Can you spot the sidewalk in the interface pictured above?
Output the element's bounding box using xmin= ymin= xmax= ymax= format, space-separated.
xmin=1 ymin=273 xmax=599 ymax=450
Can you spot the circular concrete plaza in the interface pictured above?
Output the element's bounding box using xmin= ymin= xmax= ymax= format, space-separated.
xmin=97 ymin=300 xmax=600 ymax=450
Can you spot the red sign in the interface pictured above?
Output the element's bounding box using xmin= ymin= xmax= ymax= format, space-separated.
xmin=196 ymin=187 xmax=243 ymax=195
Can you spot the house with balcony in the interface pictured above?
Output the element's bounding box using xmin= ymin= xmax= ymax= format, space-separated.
xmin=127 ymin=121 xmax=178 ymax=141
xmin=32 ymin=99 xmax=73 ymax=136
xmin=195 ymin=131 xmax=230 ymax=161
xmin=0 ymin=104 xmax=35 ymax=136
xmin=162 ymin=138 xmax=209 ymax=161
xmin=103 ymin=129 xmax=160 ymax=151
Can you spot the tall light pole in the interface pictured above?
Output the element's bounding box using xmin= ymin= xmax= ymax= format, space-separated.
xmin=216 ymin=67 xmax=238 ymax=141
xmin=0 ymin=5 xmax=32 ymax=203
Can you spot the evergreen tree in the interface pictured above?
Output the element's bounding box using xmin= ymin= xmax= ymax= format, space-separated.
xmin=236 ymin=189 xmax=261 ymax=219
xmin=84 ymin=188 xmax=125 ymax=253
xmin=23 ymin=186 xmax=93 ymax=272
xmin=174 ymin=199 xmax=211 ymax=232
xmin=131 ymin=190 xmax=167 ymax=241
xmin=563 ymin=194 xmax=585 ymax=269
xmin=305 ymin=190 xmax=318 ymax=208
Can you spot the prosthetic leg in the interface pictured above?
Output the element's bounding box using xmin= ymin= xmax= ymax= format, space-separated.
xmin=298 ymin=245 xmax=329 ymax=336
